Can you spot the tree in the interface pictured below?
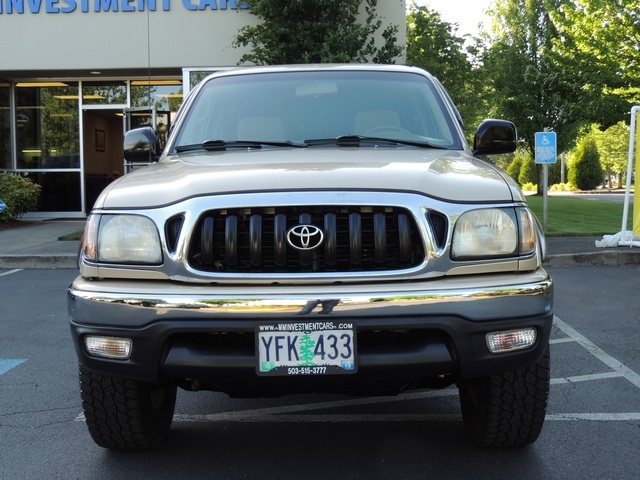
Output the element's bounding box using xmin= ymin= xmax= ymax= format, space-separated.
xmin=569 ymin=136 xmax=603 ymax=190
xmin=549 ymin=0 xmax=639 ymax=129
xmin=406 ymin=5 xmax=469 ymax=89
xmin=591 ymin=122 xmax=630 ymax=188
xmin=233 ymin=0 xmax=403 ymax=65
xmin=482 ymin=0 xmax=582 ymax=193
xmin=405 ymin=4 xmax=485 ymax=137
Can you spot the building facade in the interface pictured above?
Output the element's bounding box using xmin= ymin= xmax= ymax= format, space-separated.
xmin=0 ymin=1 xmax=406 ymax=216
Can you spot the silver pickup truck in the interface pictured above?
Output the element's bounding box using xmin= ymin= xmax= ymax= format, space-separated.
xmin=68 ymin=64 xmax=553 ymax=450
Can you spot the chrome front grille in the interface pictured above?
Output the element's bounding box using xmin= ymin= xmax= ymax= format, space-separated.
xmin=186 ymin=206 xmax=429 ymax=273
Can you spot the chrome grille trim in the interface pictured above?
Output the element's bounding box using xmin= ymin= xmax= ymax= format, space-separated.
xmin=187 ymin=206 xmax=426 ymax=273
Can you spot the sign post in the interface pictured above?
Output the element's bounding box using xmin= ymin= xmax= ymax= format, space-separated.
xmin=535 ymin=130 xmax=557 ymax=233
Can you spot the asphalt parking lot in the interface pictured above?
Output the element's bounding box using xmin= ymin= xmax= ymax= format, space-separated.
xmin=1 ymin=265 xmax=639 ymax=479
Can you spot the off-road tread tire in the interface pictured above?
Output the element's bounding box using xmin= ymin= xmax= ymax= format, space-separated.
xmin=459 ymin=347 xmax=550 ymax=448
xmin=79 ymin=365 xmax=177 ymax=450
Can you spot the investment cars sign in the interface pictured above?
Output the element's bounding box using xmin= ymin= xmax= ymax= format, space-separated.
xmin=0 ymin=0 xmax=248 ymax=14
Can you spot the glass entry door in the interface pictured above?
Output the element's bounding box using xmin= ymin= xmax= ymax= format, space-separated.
xmin=82 ymin=108 xmax=124 ymax=213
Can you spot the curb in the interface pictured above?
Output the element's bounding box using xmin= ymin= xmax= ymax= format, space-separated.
xmin=544 ymin=250 xmax=640 ymax=267
xmin=0 ymin=255 xmax=78 ymax=269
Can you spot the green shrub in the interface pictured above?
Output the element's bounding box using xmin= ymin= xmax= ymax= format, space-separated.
xmin=0 ymin=172 xmax=41 ymax=221
xmin=550 ymin=182 xmax=575 ymax=191
xmin=521 ymin=182 xmax=538 ymax=192
xmin=568 ymin=137 xmax=603 ymax=190
xmin=507 ymin=153 xmax=523 ymax=183
xmin=548 ymin=159 xmax=563 ymax=186
xmin=518 ymin=153 xmax=538 ymax=186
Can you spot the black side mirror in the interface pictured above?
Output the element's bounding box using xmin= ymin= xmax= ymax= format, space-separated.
xmin=473 ymin=119 xmax=517 ymax=155
xmin=124 ymin=127 xmax=161 ymax=163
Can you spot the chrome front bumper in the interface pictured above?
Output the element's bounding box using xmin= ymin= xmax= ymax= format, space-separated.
xmin=68 ymin=270 xmax=553 ymax=390
xmin=69 ymin=270 xmax=552 ymax=326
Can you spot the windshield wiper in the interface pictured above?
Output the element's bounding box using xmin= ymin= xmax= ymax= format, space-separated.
xmin=175 ymin=139 xmax=307 ymax=153
xmin=304 ymin=135 xmax=448 ymax=149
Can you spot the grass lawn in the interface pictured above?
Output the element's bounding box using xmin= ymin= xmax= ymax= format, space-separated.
xmin=58 ymin=230 xmax=84 ymax=241
xmin=525 ymin=195 xmax=631 ymax=237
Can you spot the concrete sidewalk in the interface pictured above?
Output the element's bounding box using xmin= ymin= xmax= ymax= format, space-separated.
xmin=0 ymin=219 xmax=83 ymax=269
xmin=0 ymin=218 xmax=639 ymax=269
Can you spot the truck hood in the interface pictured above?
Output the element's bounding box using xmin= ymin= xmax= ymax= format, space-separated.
xmin=96 ymin=148 xmax=521 ymax=209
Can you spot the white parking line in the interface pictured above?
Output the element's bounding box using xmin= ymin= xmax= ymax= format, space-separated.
xmin=170 ymin=412 xmax=640 ymax=424
xmin=547 ymin=413 xmax=640 ymax=421
xmin=173 ymin=413 xmax=463 ymax=423
xmin=202 ymin=388 xmax=459 ymax=418
xmin=551 ymin=372 xmax=624 ymax=385
xmin=554 ymin=315 xmax=640 ymax=389
xmin=77 ymin=409 xmax=640 ymax=423
xmin=0 ymin=269 xmax=22 ymax=277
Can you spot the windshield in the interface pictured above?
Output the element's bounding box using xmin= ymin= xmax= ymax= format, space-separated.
xmin=172 ymin=70 xmax=463 ymax=151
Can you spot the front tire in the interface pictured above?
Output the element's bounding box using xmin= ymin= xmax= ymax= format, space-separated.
xmin=79 ymin=365 xmax=177 ymax=450
xmin=458 ymin=347 xmax=550 ymax=447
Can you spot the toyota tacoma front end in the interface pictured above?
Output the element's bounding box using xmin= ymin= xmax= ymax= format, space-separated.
xmin=68 ymin=65 xmax=553 ymax=450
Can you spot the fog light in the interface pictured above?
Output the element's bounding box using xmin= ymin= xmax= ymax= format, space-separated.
xmin=486 ymin=328 xmax=536 ymax=354
xmin=84 ymin=336 xmax=132 ymax=360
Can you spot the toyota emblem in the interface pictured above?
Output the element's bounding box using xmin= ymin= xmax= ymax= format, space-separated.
xmin=286 ymin=225 xmax=324 ymax=251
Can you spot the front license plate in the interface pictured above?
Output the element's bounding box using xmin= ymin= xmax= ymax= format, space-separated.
xmin=256 ymin=321 xmax=357 ymax=376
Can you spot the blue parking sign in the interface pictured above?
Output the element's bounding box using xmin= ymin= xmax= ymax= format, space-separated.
xmin=535 ymin=132 xmax=557 ymax=164
xmin=0 ymin=199 xmax=6 ymax=214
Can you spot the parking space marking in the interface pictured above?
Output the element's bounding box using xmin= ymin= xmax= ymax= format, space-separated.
xmin=554 ymin=316 xmax=640 ymax=389
xmin=171 ymin=412 xmax=640 ymax=424
xmin=0 ymin=269 xmax=22 ymax=277
xmin=0 ymin=359 xmax=26 ymax=375
xmin=551 ymin=371 xmax=624 ymax=385
xmin=548 ymin=413 xmax=640 ymax=421
xmin=174 ymin=413 xmax=464 ymax=423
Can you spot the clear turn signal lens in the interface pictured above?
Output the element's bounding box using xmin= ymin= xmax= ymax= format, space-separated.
xmin=81 ymin=214 xmax=100 ymax=262
xmin=486 ymin=328 xmax=537 ymax=354
xmin=517 ymin=208 xmax=537 ymax=255
xmin=84 ymin=336 xmax=132 ymax=360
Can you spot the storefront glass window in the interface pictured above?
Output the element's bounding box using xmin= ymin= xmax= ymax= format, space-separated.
xmin=131 ymin=80 xmax=183 ymax=112
xmin=183 ymin=68 xmax=224 ymax=95
xmin=0 ymin=83 xmax=10 ymax=169
xmin=82 ymin=81 xmax=127 ymax=105
xmin=189 ymin=70 xmax=215 ymax=91
xmin=16 ymin=82 xmax=80 ymax=170
xmin=25 ymin=171 xmax=81 ymax=212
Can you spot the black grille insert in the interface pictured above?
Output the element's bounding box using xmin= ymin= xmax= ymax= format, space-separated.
xmin=165 ymin=215 xmax=184 ymax=254
xmin=427 ymin=211 xmax=448 ymax=249
xmin=187 ymin=206 xmax=426 ymax=273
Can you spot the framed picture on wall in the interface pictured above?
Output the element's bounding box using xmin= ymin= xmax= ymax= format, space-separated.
xmin=95 ymin=129 xmax=105 ymax=152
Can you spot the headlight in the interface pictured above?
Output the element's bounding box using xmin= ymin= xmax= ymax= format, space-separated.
xmin=452 ymin=208 xmax=537 ymax=260
xmin=81 ymin=214 xmax=162 ymax=265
